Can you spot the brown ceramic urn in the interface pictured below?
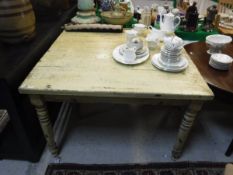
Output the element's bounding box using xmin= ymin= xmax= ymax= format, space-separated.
xmin=0 ymin=0 xmax=36 ymax=43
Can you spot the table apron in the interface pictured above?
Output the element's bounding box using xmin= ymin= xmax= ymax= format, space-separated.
xmin=41 ymin=95 xmax=205 ymax=106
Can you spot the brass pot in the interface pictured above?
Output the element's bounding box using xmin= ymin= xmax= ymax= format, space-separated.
xmin=0 ymin=0 xmax=36 ymax=43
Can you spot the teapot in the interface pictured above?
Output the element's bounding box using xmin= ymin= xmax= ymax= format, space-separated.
xmin=78 ymin=0 xmax=95 ymax=10
xmin=160 ymin=12 xmax=181 ymax=33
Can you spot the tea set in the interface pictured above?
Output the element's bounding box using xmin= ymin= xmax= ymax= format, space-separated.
xmin=112 ymin=31 xmax=150 ymax=65
xmin=151 ymin=36 xmax=188 ymax=72
xmin=113 ymin=27 xmax=189 ymax=72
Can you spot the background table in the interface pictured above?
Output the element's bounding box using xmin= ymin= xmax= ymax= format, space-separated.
xmin=19 ymin=31 xmax=213 ymax=159
xmin=184 ymin=42 xmax=233 ymax=96
xmin=185 ymin=41 xmax=233 ymax=157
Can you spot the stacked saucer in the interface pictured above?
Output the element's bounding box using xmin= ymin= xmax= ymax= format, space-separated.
xmin=152 ymin=36 xmax=188 ymax=72
xmin=209 ymin=53 xmax=233 ymax=70
xmin=160 ymin=45 xmax=183 ymax=65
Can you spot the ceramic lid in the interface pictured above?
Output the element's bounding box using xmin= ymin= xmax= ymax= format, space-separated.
xmin=163 ymin=36 xmax=183 ymax=50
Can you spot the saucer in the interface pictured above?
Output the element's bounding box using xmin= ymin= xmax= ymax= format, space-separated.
xmin=113 ymin=45 xmax=150 ymax=65
xmin=209 ymin=59 xmax=230 ymax=70
xmin=151 ymin=53 xmax=188 ymax=72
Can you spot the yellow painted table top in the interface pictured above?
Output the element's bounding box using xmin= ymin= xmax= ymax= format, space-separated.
xmin=19 ymin=31 xmax=214 ymax=101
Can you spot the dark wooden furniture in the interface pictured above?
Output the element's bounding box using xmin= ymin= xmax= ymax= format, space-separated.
xmin=184 ymin=41 xmax=233 ymax=157
xmin=0 ymin=6 xmax=76 ymax=162
xmin=185 ymin=42 xmax=233 ymax=95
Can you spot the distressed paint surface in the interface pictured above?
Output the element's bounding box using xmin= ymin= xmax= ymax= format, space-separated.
xmin=19 ymin=31 xmax=213 ymax=100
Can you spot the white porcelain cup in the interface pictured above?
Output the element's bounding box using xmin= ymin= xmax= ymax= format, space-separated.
xmin=146 ymin=32 xmax=159 ymax=49
xmin=125 ymin=30 xmax=138 ymax=46
xmin=127 ymin=37 xmax=144 ymax=51
xmin=133 ymin=23 xmax=146 ymax=36
xmin=146 ymin=37 xmax=158 ymax=50
xmin=123 ymin=47 xmax=137 ymax=63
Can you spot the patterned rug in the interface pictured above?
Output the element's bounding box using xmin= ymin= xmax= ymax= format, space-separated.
xmin=45 ymin=162 xmax=229 ymax=175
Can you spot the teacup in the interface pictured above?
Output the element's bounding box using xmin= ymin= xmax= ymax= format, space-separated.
xmin=146 ymin=32 xmax=159 ymax=49
xmin=132 ymin=23 xmax=146 ymax=36
xmin=125 ymin=30 xmax=137 ymax=45
xmin=146 ymin=36 xmax=158 ymax=50
xmin=127 ymin=37 xmax=144 ymax=51
xmin=123 ymin=47 xmax=137 ymax=63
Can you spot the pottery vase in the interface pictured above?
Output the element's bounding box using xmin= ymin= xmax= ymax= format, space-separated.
xmin=0 ymin=0 xmax=36 ymax=43
xmin=78 ymin=0 xmax=95 ymax=10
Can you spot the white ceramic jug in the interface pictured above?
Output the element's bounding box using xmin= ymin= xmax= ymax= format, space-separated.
xmin=78 ymin=0 xmax=95 ymax=10
xmin=160 ymin=12 xmax=181 ymax=33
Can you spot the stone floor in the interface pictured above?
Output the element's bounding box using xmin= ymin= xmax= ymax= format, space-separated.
xmin=0 ymin=102 xmax=233 ymax=175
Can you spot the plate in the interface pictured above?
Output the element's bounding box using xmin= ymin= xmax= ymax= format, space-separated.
xmin=209 ymin=59 xmax=230 ymax=70
xmin=151 ymin=53 xmax=188 ymax=72
xmin=113 ymin=45 xmax=150 ymax=65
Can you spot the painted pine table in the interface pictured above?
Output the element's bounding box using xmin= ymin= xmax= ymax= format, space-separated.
xmin=19 ymin=31 xmax=214 ymax=159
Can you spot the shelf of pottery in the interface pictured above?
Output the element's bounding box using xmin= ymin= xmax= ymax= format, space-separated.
xmin=218 ymin=10 xmax=233 ymax=31
xmin=64 ymin=0 xmax=134 ymax=32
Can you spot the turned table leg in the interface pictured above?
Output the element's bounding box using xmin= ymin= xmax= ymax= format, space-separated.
xmin=30 ymin=95 xmax=59 ymax=156
xmin=225 ymin=139 xmax=233 ymax=157
xmin=172 ymin=101 xmax=203 ymax=159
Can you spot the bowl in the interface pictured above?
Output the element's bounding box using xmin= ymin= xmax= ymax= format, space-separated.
xmin=206 ymin=34 xmax=232 ymax=46
xmin=206 ymin=34 xmax=232 ymax=54
xmin=101 ymin=11 xmax=133 ymax=25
